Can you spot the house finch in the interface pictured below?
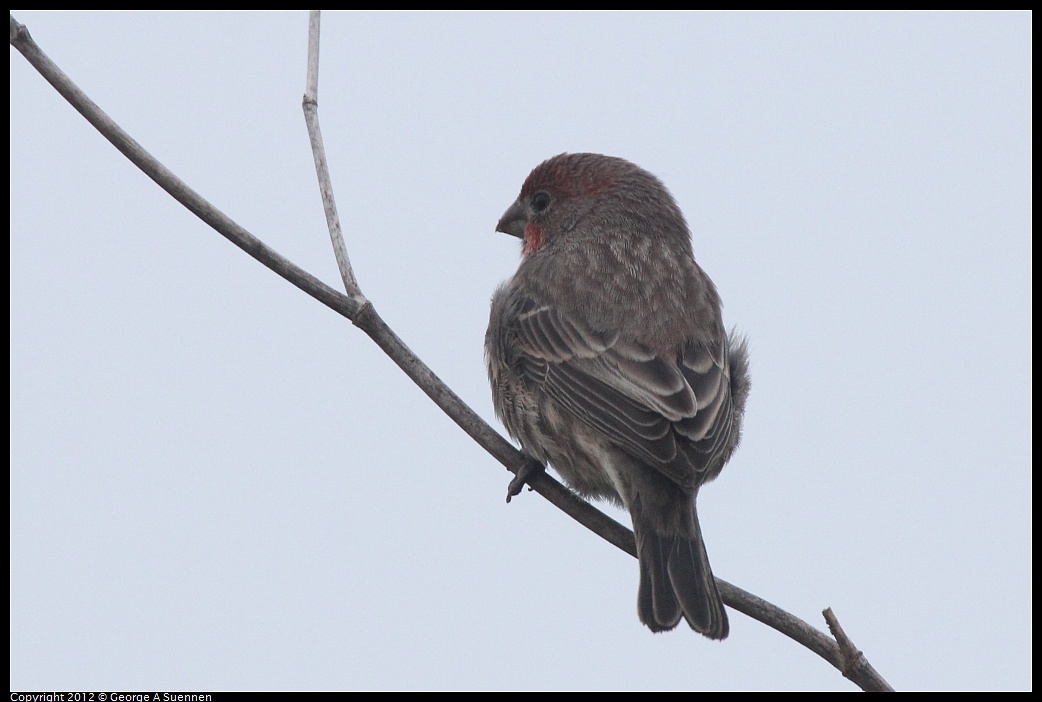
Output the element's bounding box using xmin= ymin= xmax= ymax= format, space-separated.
xmin=485 ymin=153 xmax=750 ymax=638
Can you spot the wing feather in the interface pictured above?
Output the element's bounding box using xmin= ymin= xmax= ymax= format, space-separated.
xmin=514 ymin=298 xmax=735 ymax=488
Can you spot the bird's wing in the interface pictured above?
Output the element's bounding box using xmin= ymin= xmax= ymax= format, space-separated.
xmin=514 ymin=299 xmax=734 ymax=488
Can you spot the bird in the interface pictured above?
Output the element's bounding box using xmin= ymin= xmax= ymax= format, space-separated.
xmin=485 ymin=153 xmax=750 ymax=638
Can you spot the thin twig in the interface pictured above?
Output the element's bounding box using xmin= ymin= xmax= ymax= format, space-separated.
xmin=303 ymin=10 xmax=362 ymax=298
xmin=11 ymin=13 xmax=893 ymax=691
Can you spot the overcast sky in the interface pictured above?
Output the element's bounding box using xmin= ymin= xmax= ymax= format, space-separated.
xmin=11 ymin=11 xmax=1031 ymax=691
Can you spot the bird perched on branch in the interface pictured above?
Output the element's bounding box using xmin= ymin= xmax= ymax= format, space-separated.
xmin=486 ymin=153 xmax=750 ymax=638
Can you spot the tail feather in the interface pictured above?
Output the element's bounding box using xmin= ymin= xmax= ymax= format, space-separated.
xmin=633 ymin=496 xmax=729 ymax=639
xmin=636 ymin=528 xmax=682 ymax=632
xmin=667 ymin=528 xmax=729 ymax=639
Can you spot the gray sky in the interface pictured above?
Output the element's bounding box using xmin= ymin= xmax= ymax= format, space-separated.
xmin=10 ymin=11 xmax=1031 ymax=691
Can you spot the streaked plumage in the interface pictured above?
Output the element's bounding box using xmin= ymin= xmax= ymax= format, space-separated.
xmin=486 ymin=153 xmax=749 ymax=638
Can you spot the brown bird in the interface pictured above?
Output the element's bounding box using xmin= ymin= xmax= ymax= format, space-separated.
xmin=485 ymin=153 xmax=750 ymax=638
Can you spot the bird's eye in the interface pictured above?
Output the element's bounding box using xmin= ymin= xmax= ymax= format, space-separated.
xmin=532 ymin=191 xmax=551 ymax=213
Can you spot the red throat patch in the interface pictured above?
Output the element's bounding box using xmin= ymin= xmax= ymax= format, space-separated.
xmin=522 ymin=223 xmax=544 ymax=255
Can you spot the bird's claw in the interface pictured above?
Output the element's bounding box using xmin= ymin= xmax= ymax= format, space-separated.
xmin=506 ymin=460 xmax=544 ymax=503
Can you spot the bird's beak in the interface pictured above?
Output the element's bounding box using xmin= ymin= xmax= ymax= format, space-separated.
xmin=496 ymin=200 xmax=527 ymax=239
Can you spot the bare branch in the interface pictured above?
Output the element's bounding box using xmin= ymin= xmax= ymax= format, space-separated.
xmin=10 ymin=13 xmax=893 ymax=691
xmin=9 ymin=14 xmax=355 ymax=319
xmin=824 ymin=607 xmax=894 ymax=692
xmin=303 ymin=10 xmax=361 ymax=298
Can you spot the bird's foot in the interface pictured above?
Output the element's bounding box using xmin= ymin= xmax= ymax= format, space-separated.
xmin=506 ymin=459 xmax=545 ymax=503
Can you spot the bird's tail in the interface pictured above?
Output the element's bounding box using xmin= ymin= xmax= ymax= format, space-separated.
xmin=632 ymin=495 xmax=729 ymax=639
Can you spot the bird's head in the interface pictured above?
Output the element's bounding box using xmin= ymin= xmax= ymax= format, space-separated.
xmin=496 ymin=153 xmax=689 ymax=257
